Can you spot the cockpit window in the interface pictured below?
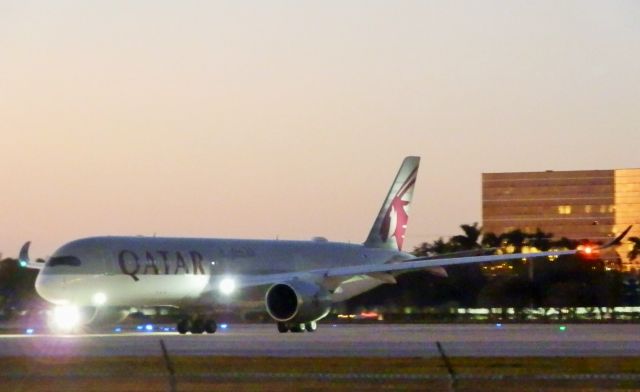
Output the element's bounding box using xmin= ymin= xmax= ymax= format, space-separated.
xmin=47 ymin=256 xmax=82 ymax=267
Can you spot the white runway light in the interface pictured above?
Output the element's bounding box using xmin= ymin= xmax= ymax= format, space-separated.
xmin=219 ymin=277 xmax=236 ymax=295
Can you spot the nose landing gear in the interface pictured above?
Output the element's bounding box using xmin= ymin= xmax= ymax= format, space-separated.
xmin=177 ymin=316 xmax=217 ymax=334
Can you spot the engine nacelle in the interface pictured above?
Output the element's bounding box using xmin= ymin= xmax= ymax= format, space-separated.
xmin=265 ymin=280 xmax=331 ymax=324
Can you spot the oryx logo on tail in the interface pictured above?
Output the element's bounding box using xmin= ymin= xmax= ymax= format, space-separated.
xmin=365 ymin=156 xmax=420 ymax=251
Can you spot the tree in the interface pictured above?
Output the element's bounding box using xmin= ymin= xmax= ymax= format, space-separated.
xmin=413 ymin=238 xmax=455 ymax=257
xmin=628 ymin=237 xmax=640 ymax=261
xmin=481 ymin=232 xmax=501 ymax=248
xmin=529 ymin=229 xmax=553 ymax=251
xmin=450 ymin=223 xmax=482 ymax=250
xmin=500 ymin=229 xmax=526 ymax=253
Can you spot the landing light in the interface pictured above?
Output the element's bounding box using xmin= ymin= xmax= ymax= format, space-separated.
xmin=52 ymin=305 xmax=81 ymax=332
xmin=219 ymin=277 xmax=236 ymax=295
xmin=92 ymin=292 xmax=107 ymax=306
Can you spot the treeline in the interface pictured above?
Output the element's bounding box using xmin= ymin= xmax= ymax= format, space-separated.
xmin=343 ymin=223 xmax=640 ymax=315
xmin=0 ymin=258 xmax=44 ymax=320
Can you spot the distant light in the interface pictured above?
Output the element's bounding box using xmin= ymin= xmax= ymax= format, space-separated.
xmin=92 ymin=292 xmax=107 ymax=306
xmin=220 ymin=323 xmax=228 ymax=329
xmin=19 ymin=261 xmax=28 ymax=268
xmin=25 ymin=328 xmax=34 ymax=335
xmin=145 ymin=324 xmax=154 ymax=332
xmin=559 ymin=325 xmax=567 ymax=331
xmin=219 ymin=277 xmax=236 ymax=295
xmin=136 ymin=325 xmax=144 ymax=331
xmin=114 ymin=327 xmax=122 ymax=333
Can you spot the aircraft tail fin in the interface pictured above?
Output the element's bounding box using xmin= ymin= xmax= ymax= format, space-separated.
xmin=364 ymin=156 xmax=420 ymax=251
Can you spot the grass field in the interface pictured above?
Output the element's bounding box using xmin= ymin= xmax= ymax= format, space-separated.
xmin=2 ymin=356 xmax=640 ymax=391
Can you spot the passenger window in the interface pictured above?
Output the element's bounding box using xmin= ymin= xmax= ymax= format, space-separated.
xmin=47 ymin=256 xmax=82 ymax=267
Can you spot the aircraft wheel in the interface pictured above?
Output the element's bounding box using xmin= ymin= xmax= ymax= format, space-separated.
xmin=191 ymin=319 xmax=205 ymax=334
xmin=304 ymin=321 xmax=317 ymax=332
xmin=290 ymin=324 xmax=304 ymax=333
xmin=277 ymin=322 xmax=288 ymax=333
xmin=177 ymin=319 xmax=191 ymax=334
xmin=204 ymin=319 xmax=217 ymax=334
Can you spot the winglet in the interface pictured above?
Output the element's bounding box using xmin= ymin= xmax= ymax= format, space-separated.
xmin=19 ymin=241 xmax=31 ymax=266
xmin=18 ymin=241 xmax=43 ymax=270
xmin=598 ymin=225 xmax=632 ymax=249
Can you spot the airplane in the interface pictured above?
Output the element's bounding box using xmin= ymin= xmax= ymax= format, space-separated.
xmin=17 ymin=156 xmax=630 ymax=334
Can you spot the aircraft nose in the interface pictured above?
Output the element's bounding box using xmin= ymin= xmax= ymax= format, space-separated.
xmin=35 ymin=273 xmax=68 ymax=305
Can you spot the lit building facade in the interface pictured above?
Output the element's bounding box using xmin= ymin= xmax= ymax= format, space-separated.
xmin=482 ymin=169 xmax=640 ymax=272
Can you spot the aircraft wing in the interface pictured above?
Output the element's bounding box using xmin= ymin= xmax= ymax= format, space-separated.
xmin=204 ymin=225 xmax=632 ymax=293
xmin=208 ymin=249 xmax=578 ymax=291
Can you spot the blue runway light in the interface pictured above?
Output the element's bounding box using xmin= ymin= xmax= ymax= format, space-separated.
xmin=496 ymin=323 xmax=502 ymax=328
xmin=145 ymin=324 xmax=154 ymax=332
xmin=163 ymin=327 xmax=170 ymax=332
xmin=136 ymin=325 xmax=144 ymax=331
xmin=220 ymin=324 xmax=228 ymax=329
xmin=114 ymin=327 xmax=122 ymax=333
xmin=25 ymin=328 xmax=34 ymax=335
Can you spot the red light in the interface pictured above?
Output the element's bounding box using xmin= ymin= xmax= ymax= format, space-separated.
xmin=577 ymin=243 xmax=599 ymax=260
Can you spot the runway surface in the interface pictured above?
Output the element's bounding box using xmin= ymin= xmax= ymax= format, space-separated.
xmin=0 ymin=324 xmax=638 ymax=358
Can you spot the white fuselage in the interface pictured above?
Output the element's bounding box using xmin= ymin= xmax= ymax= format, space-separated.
xmin=35 ymin=236 xmax=406 ymax=310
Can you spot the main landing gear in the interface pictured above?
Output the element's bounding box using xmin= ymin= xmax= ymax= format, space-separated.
xmin=177 ymin=317 xmax=217 ymax=334
xmin=277 ymin=321 xmax=317 ymax=333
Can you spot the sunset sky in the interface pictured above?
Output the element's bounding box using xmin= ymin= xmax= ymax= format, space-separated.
xmin=1 ymin=1 xmax=639 ymax=258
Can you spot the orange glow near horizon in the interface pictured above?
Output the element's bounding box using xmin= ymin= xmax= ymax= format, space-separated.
xmin=1 ymin=2 xmax=639 ymax=258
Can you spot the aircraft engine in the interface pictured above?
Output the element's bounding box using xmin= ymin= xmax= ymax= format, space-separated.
xmin=265 ymin=280 xmax=331 ymax=324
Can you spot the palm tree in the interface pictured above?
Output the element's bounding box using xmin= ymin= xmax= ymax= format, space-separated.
xmin=629 ymin=237 xmax=640 ymax=261
xmin=451 ymin=222 xmax=482 ymax=250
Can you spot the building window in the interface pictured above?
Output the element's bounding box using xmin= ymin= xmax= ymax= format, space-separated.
xmin=558 ymin=205 xmax=572 ymax=215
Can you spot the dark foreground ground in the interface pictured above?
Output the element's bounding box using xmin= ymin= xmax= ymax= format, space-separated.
xmin=2 ymin=356 xmax=640 ymax=391
xmin=1 ymin=324 xmax=638 ymax=390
